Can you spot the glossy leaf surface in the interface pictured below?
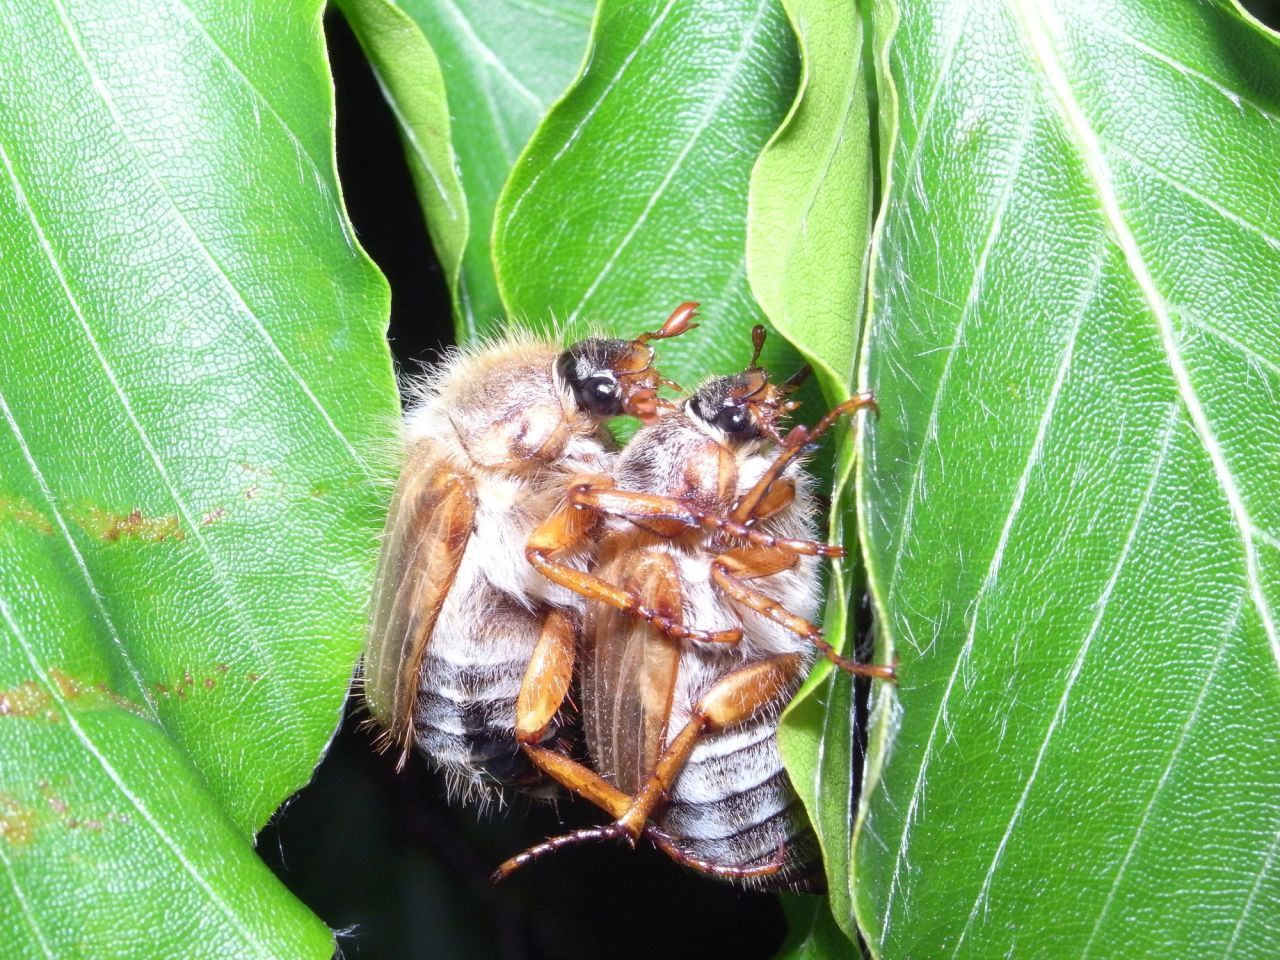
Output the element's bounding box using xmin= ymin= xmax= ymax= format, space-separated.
xmin=336 ymin=0 xmax=469 ymax=318
xmin=341 ymin=0 xmax=593 ymax=335
xmin=493 ymin=0 xmax=807 ymax=390
xmin=0 ymin=1 xmax=396 ymax=956
xmin=855 ymin=1 xmax=1280 ymax=957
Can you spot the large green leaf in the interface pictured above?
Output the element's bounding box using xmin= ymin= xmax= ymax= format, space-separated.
xmin=0 ymin=1 xmax=396 ymax=956
xmin=493 ymin=0 xmax=806 ymax=391
xmin=854 ymin=1 xmax=1280 ymax=957
xmin=745 ymin=0 xmax=875 ymax=946
xmin=339 ymin=0 xmax=593 ymax=335
xmin=335 ymin=0 xmax=469 ymax=319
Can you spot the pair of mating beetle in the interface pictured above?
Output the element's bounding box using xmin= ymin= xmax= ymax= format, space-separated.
xmin=362 ymin=303 xmax=894 ymax=891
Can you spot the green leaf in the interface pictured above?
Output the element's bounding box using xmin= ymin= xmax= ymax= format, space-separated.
xmin=746 ymin=0 xmax=874 ymax=401
xmin=0 ymin=1 xmax=396 ymax=956
xmin=746 ymin=0 xmax=874 ymax=947
xmin=777 ymin=894 xmax=862 ymax=960
xmin=854 ymin=1 xmax=1280 ymax=957
xmin=335 ymin=0 xmax=469 ymax=320
xmin=493 ymin=0 xmax=806 ymax=392
xmin=339 ymin=0 xmax=594 ymax=336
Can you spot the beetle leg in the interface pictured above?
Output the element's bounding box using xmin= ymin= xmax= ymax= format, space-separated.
xmin=513 ymin=609 xmax=577 ymax=746
xmin=746 ymin=476 xmax=796 ymax=521
xmin=711 ymin=547 xmax=896 ymax=680
xmin=492 ymin=822 xmax=787 ymax=885
xmin=730 ymin=391 xmax=877 ymax=525
xmin=493 ymin=749 xmax=782 ymax=884
xmin=567 ymin=483 xmax=843 ymax=558
xmin=526 ymin=493 xmax=743 ymax=645
xmin=493 ymin=656 xmax=805 ymax=883
xmin=611 ymin=653 xmax=806 ymax=841
xmin=519 ymin=745 xmax=630 ymax=819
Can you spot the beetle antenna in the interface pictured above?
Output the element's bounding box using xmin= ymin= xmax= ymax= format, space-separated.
xmin=748 ymin=325 xmax=767 ymax=369
xmin=637 ymin=301 xmax=699 ymax=344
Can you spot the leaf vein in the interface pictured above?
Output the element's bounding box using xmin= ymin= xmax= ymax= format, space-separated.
xmin=0 ymin=842 xmax=55 ymax=960
xmin=0 ymin=135 xmax=304 ymax=768
xmin=883 ymin=103 xmax=1033 ymax=597
xmin=496 ymin=0 xmax=680 ymax=236
xmin=946 ymin=244 xmax=1119 ymax=957
xmin=1008 ymin=0 xmax=1280 ymax=670
xmin=1088 ymin=16 xmax=1280 ymax=126
xmin=0 ymin=593 xmax=273 ymax=959
xmin=951 ymin=405 xmax=1178 ymax=953
xmin=566 ymin=0 xmax=771 ymax=324
xmin=879 ymin=108 xmax=1040 ymax=937
xmin=367 ymin=62 xmax=461 ymax=222
xmin=433 ymin=0 xmax=546 ymax=110
xmin=51 ymin=0 xmax=373 ymax=480
xmin=1225 ymin=822 xmax=1280 ymax=958
xmin=0 ymin=387 xmax=158 ymax=718
xmin=1176 ymin=312 xmax=1280 ymax=382
xmin=1079 ymin=592 xmax=1244 ymax=958
xmin=166 ymin=0 xmax=355 ymax=249
xmin=1112 ymin=147 xmax=1280 ymax=251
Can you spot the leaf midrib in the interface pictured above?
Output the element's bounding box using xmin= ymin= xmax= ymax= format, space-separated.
xmin=1007 ymin=0 xmax=1279 ymax=669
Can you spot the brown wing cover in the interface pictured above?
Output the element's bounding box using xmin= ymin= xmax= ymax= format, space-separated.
xmin=583 ymin=548 xmax=682 ymax=795
xmin=363 ymin=440 xmax=476 ymax=754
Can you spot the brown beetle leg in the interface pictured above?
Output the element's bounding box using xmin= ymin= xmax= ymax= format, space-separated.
xmin=494 ymin=655 xmax=804 ymax=882
xmin=607 ymin=654 xmax=805 ymax=842
xmin=514 ymin=609 xmax=578 ymax=746
xmin=647 ymin=827 xmax=788 ymax=882
xmin=748 ymin=476 xmax=797 ymax=521
xmin=519 ymin=744 xmax=630 ymax=818
xmin=492 ymin=822 xmax=786 ymax=884
xmin=526 ymin=494 xmax=743 ymax=645
xmin=731 ymin=391 xmax=878 ymax=525
xmin=567 ymin=484 xmax=843 ymax=558
xmin=712 ymin=548 xmax=897 ymax=680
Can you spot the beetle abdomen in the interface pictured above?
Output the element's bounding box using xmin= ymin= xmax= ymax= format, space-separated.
xmin=413 ymin=653 xmax=560 ymax=800
xmin=659 ymin=717 xmax=822 ymax=891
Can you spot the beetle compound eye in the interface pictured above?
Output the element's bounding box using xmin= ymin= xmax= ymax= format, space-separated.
xmin=715 ymin=405 xmax=756 ymax=439
xmin=589 ymin=376 xmax=618 ymax=403
xmin=578 ymin=373 xmax=623 ymax=417
xmin=557 ymin=348 xmax=626 ymax=419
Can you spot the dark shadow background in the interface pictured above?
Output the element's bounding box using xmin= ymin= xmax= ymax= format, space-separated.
xmin=260 ymin=4 xmax=1280 ymax=958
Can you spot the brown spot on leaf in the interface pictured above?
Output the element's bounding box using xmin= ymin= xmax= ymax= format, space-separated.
xmin=244 ymin=484 xmax=259 ymax=501
xmin=0 ymin=680 xmax=54 ymax=721
xmin=0 ymin=670 xmax=144 ymax=720
xmin=151 ymin=665 xmax=241 ymax=702
xmin=201 ymin=507 xmax=226 ymax=526
xmin=0 ymin=497 xmax=53 ymax=534
xmin=0 ymin=795 xmax=36 ymax=846
xmin=50 ymin=669 xmax=83 ymax=701
xmin=76 ymin=506 xmax=184 ymax=543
